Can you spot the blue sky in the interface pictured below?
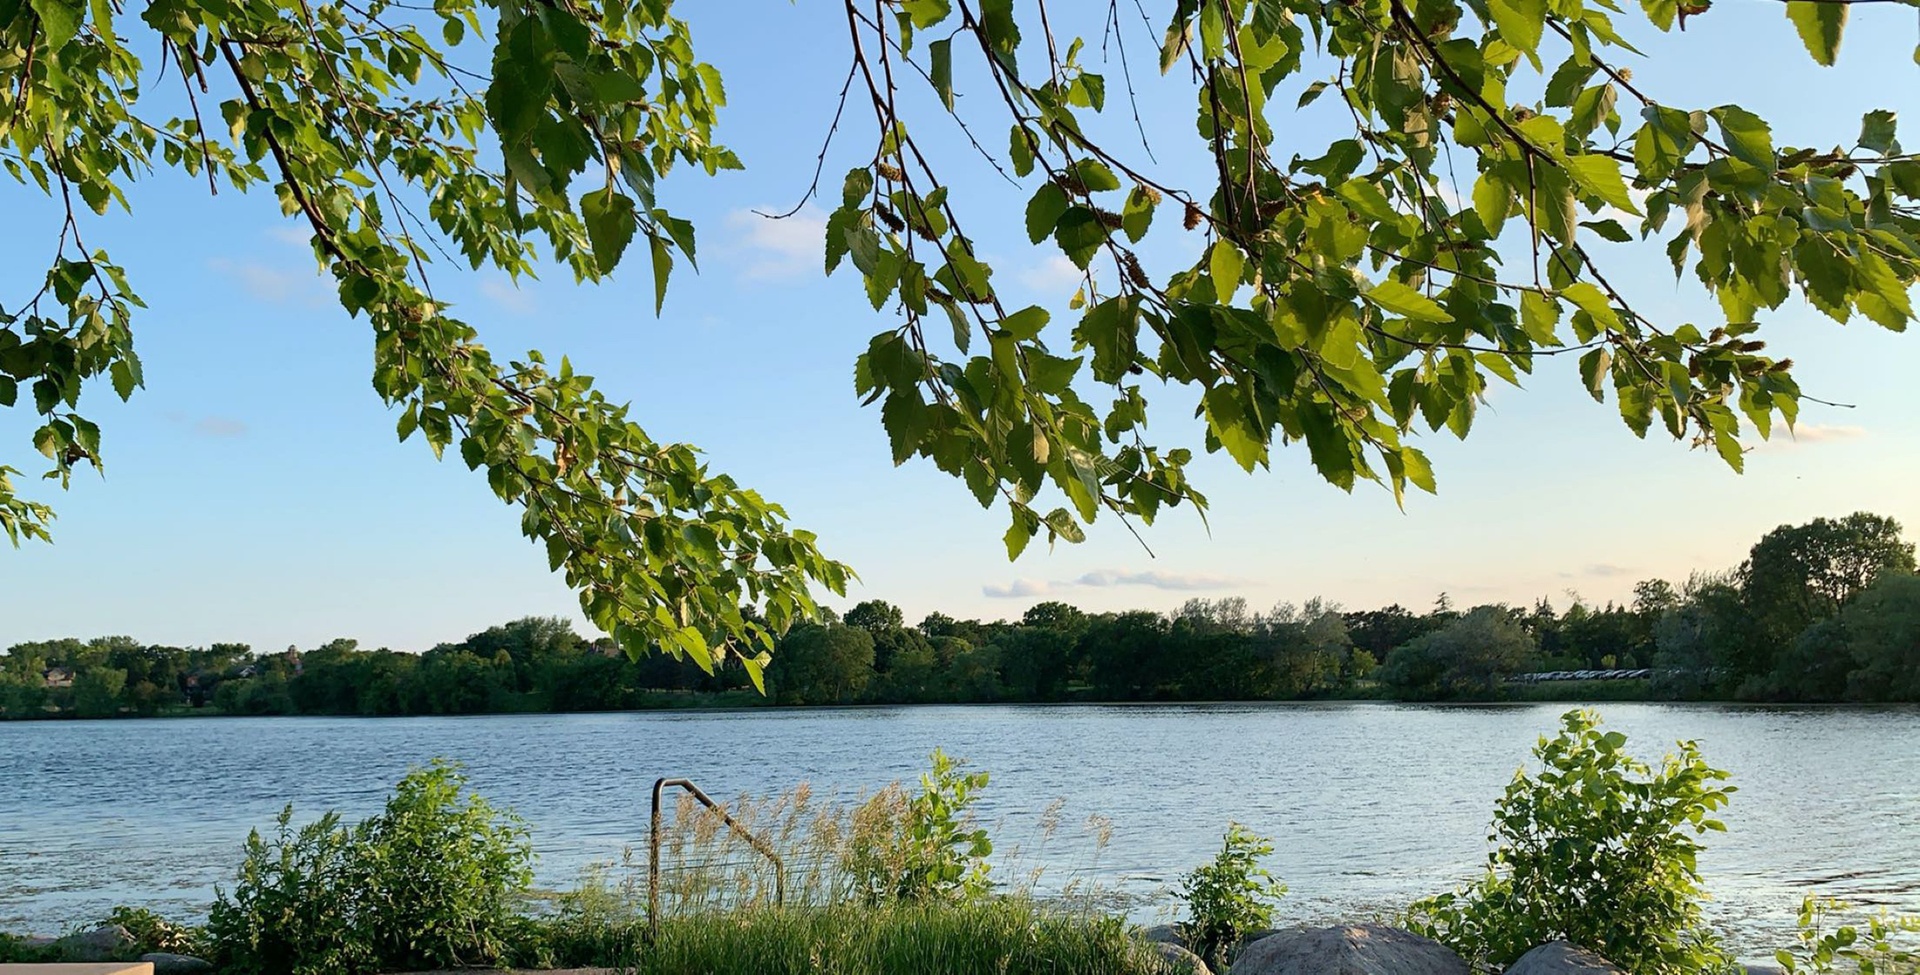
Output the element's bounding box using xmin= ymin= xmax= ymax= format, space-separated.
xmin=3 ymin=1 xmax=1918 ymax=653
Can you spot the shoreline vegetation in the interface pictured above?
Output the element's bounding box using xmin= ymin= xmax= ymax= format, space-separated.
xmin=5 ymin=513 xmax=1919 ymax=721
xmin=5 ymin=715 xmax=1918 ymax=975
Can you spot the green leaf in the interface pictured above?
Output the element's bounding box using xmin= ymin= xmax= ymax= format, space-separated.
xmin=902 ymin=0 xmax=950 ymax=28
xmin=1366 ymin=279 xmax=1454 ymax=322
xmin=1121 ymin=186 xmax=1157 ymax=243
xmin=86 ymin=0 xmax=112 ymax=46
xmin=929 ymin=38 xmax=954 ymax=109
xmin=1053 ymin=208 xmax=1107 ymax=270
xmin=1858 ymin=110 xmax=1898 ymax=154
xmin=29 ymin=0 xmax=82 ymax=50
xmin=1043 ymin=507 xmax=1086 ymax=544
xmin=1025 ymin=182 xmax=1069 ymax=245
xmin=109 ymin=358 xmax=140 ymax=400
xmin=1000 ymin=305 xmax=1050 ymax=341
xmin=649 ymin=234 xmax=673 ymax=314
xmin=1209 ymin=240 xmax=1245 ymax=302
xmin=1485 ymin=0 xmax=1547 ymax=55
xmin=1204 ymin=386 xmax=1264 ymax=471
xmin=1785 ymin=1 xmax=1847 ymax=66
xmin=1561 ymin=282 xmax=1622 ymax=331
xmin=1581 ymin=219 xmax=1634 ymax=243
xmin=580 ymin=187 xmax=637 ymax=276
xmin=1564 ymin=154 xmax=1640 ymax=215
xmin=1520 ymin=291 xmax=1561 ymax=345
xmin=1336 ymin=179 xmax=1400 ymax=224
xmin=843 ymin=168 xmax=875 ymax=208
xmin=1004 ymin=506 xmax=1038 ymax=559
xmin=1641 ymin=0 xmax=1678 ymax=31
xmin=1579 ymin=347 xmax=1612 ymax=402
xmin=1711 ymin=106 xmax=1775 ymax=174
xmin=1473 ymin=171 xmax=1512 ymax=237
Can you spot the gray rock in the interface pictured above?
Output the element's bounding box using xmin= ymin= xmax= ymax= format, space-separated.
xmin=1506 ymin=942 xmax=1625 ymax=974
xmin=1153 ymin=941 xmax=1213 ymax=975
xmin=141 ymin=952 xmax=215 ymax=975
xmin=1744 ymin=967 xmax=1787 ymax=975
xmin=52 ymin=923 xmax=135 ymax=961
xmin=1228 ymin=924 xmax=1468 ymax=975
xmin=1238 ymin=928 xmax=1280 ymax=948
xmin=1142 ymin=924 xmax=1186 ymax=947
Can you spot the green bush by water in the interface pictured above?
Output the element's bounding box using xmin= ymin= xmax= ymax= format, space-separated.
xmin=1176 ymin=822 xmax=1286 ymax=969
xmin=205 ymin=759 xmax=533 ymax=975
xmin=1776 ymin=897 xmax=1920 ymax=974
xmin=1406 ymin=709 xmax=1739 ymax=975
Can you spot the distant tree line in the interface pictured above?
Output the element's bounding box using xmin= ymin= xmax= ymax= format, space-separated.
xmin=3 ymin=513 xmax=1916 ymax=720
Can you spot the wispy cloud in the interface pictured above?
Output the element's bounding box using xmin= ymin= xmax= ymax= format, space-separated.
xmin=983 ymin=568 xmax=1245 ymax=599
xmin=1751 ymin=423 xmax=1868 ymax=453
xmin=726 ymin=205 xmax=828 ymax=281
xmin=207 ymin=258 xmax=326 ymax=305
xmin=194 ymin=416 xmax=250 ymax=438
xmin=266 ymin=225 xmax=314 ymax=247
xmin=1015 ymin=253 xmax=1086 ymax=295
xmin=165 ymin=412 xmax=250 ymax=438
xmin=479 ymin=275 xmax=536 ymax=315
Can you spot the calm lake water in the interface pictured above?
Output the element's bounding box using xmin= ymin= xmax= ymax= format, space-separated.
xmin=2 ymin=703 xmax=1917 ymax=958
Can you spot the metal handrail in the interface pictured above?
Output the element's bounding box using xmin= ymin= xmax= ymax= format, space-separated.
xmin=647 ymin=777 xmax=786 ymax=942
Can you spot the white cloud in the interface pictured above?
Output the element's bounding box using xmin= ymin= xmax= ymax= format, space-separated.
xmin=193 ymin=416 xmax=249 ymax=438
xmin=165 ymin=412 xmax=249 ymax=438
xmin=1786 ymin=423 xmax=1866 ymax=444
xmin=1750 ymin=423 xmax=1867 ymax=452
xmin=727 ymin=205 xmax=829 ymax=281
xmin=1015 ymin=253 xmax=1086 ymax=295
xmin=982 ymin=579 xmax=1055 ymax=599
xmin=207 ymin=258 xmax=326 ymax=305
xmin=983 ymin=568 xmax=1245 ymax=599
xmin=479 ymin=275 xmax=536 ymax=315
xmin=266 ymin=225 xmax=313 ymax=247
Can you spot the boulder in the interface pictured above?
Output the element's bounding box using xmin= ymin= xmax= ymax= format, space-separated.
xmin=1744 ymin=967 xmax=1787 ymax=975
xmin=1227 ymin=924 xmax=1468 ymax=975
xmin=52 ymin=923 xmax=136 ymax=961
xmin=141 ymin=952 xmax=216 ymax=975
xmin=1153 ymin=941 xmax=1213 ymax=975
xmin=1506 ymin=942 xmax=1626 ymax=974
xmin=1142 ymin=924 xmax=1186 ymax=947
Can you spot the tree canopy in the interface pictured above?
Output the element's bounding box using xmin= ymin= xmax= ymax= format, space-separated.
xmin=4 ymin=0 xmax=1916 ymax=668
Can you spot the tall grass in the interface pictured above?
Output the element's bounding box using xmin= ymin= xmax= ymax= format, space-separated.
xmin=637 ymin=901 xmax=1163 ymax=975
xmin=638 ymin=778 xmax=1123 ymax=915
xmin=508 ymin=770 xmax=1158 ymax=973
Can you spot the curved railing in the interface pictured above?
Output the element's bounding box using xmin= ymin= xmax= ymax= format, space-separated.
xmin=647 ymin=776 xmax=786 ymax=942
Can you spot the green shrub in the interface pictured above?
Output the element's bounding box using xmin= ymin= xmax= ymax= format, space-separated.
xmin=1406 ymin=709 xmax=1738 ymax=975
xmin=1776 ymin=897 xmax=1920 ymax=974
xmin=1176 ymin=822 xmax=1286 ymax=969
xmin=0 ymin=933 xmax=57 ymax=963
xmin=207 ymin=760 xmax=532 ymax=975
xmin=846 ymin=749 xmax=993 ymax=904
xmin=103 ymin=906 xmax=204 ymax=956
xmin=507 ymin=859 xmax=648 ymax=970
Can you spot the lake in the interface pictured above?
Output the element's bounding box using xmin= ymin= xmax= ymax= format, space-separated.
xmin=2 ymin=702 xmax=1917 ymax=960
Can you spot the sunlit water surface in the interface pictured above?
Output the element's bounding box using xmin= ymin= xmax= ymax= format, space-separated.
xmin=3 ymin=702 xmax=1917 ymax=960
